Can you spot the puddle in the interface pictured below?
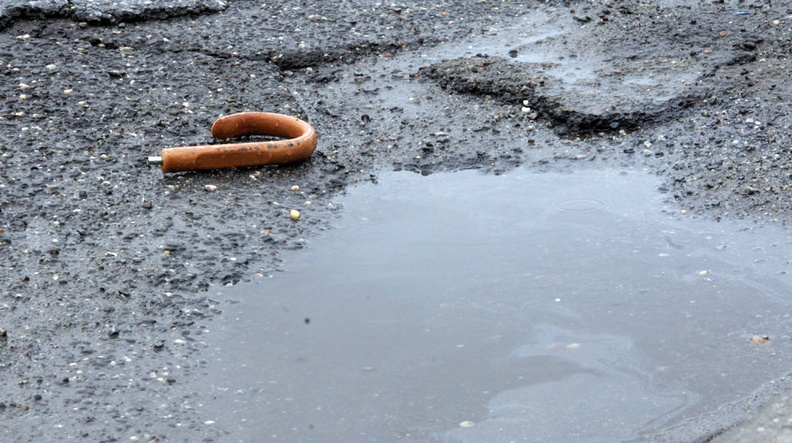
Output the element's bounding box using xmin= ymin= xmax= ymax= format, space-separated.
xmin=202 ymin=168 xmax=791 ymax=441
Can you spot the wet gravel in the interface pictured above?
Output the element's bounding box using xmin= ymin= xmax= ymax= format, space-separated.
xmin=0 ymin=0 xmax=228 ymax=28
xmin=0 ymin=0 xmax=790 ymax=441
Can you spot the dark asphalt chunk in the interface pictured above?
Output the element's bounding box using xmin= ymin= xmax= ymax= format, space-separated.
xmin=0 ymin=0 xmax=228 ymax=28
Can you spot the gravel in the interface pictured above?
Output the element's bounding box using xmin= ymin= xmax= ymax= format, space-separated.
xmin=0 ymin=0 xmax=790 ymax=440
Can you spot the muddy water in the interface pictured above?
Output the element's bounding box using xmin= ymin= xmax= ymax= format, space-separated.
xmin=203 ymin=168 xmax=791 ymax=442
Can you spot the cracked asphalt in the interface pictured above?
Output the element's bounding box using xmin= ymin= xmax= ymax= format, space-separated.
xmin=0 ymin=0 xmax=790 ymax=441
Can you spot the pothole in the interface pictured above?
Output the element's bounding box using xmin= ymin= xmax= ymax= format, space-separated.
xmin=201 ymin=167 xmax=791 ymax=441
xmin=416 ymin=8 xmax=752 ymax=134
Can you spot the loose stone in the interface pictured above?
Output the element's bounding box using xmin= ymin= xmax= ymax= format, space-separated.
xmin=751 ymin=335 xmax=771 ymax=346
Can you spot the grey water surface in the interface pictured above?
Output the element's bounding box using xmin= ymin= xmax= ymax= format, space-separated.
xmin=203 ymin=168 xmax=791 ymax=442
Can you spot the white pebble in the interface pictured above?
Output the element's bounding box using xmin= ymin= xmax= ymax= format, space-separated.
xmin=459 ymin=421 xmax=475 ymax=428
xmin=290 ymin=209 xmax=301 ymax=220
xmin=204 ymin=184 xmax=218 ymax=192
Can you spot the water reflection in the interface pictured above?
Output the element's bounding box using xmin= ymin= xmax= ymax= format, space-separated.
xmin=446 ymin=323 xmax=696 ymax=442
xmin=203 ymin=168 xmax=791 ymax=442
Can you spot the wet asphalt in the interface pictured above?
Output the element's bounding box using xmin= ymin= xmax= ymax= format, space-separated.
xmin=0 ymin=0 xmax=790 ymax=441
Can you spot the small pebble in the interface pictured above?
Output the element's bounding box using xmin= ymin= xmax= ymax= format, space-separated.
xmin=290 ymin=185 xmax=300 ymax=191
xmin=205 ymin=184 xmax=218 ymax=192
xmin=751 ymin=335 xmax=770 ymax=346
xmin=459 ymin=421 xmax=475 ymax=428
xmin=698 ymin=270 xmax=709 ymax=276
xmin=290 ymin=209 xmax=301 ymax=220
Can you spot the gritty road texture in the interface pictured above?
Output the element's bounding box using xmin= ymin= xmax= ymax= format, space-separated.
xmin=714 ymin=381 xmax=792 ymax=443
xmin=0 ymin=0 xmax=790 ymax=441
